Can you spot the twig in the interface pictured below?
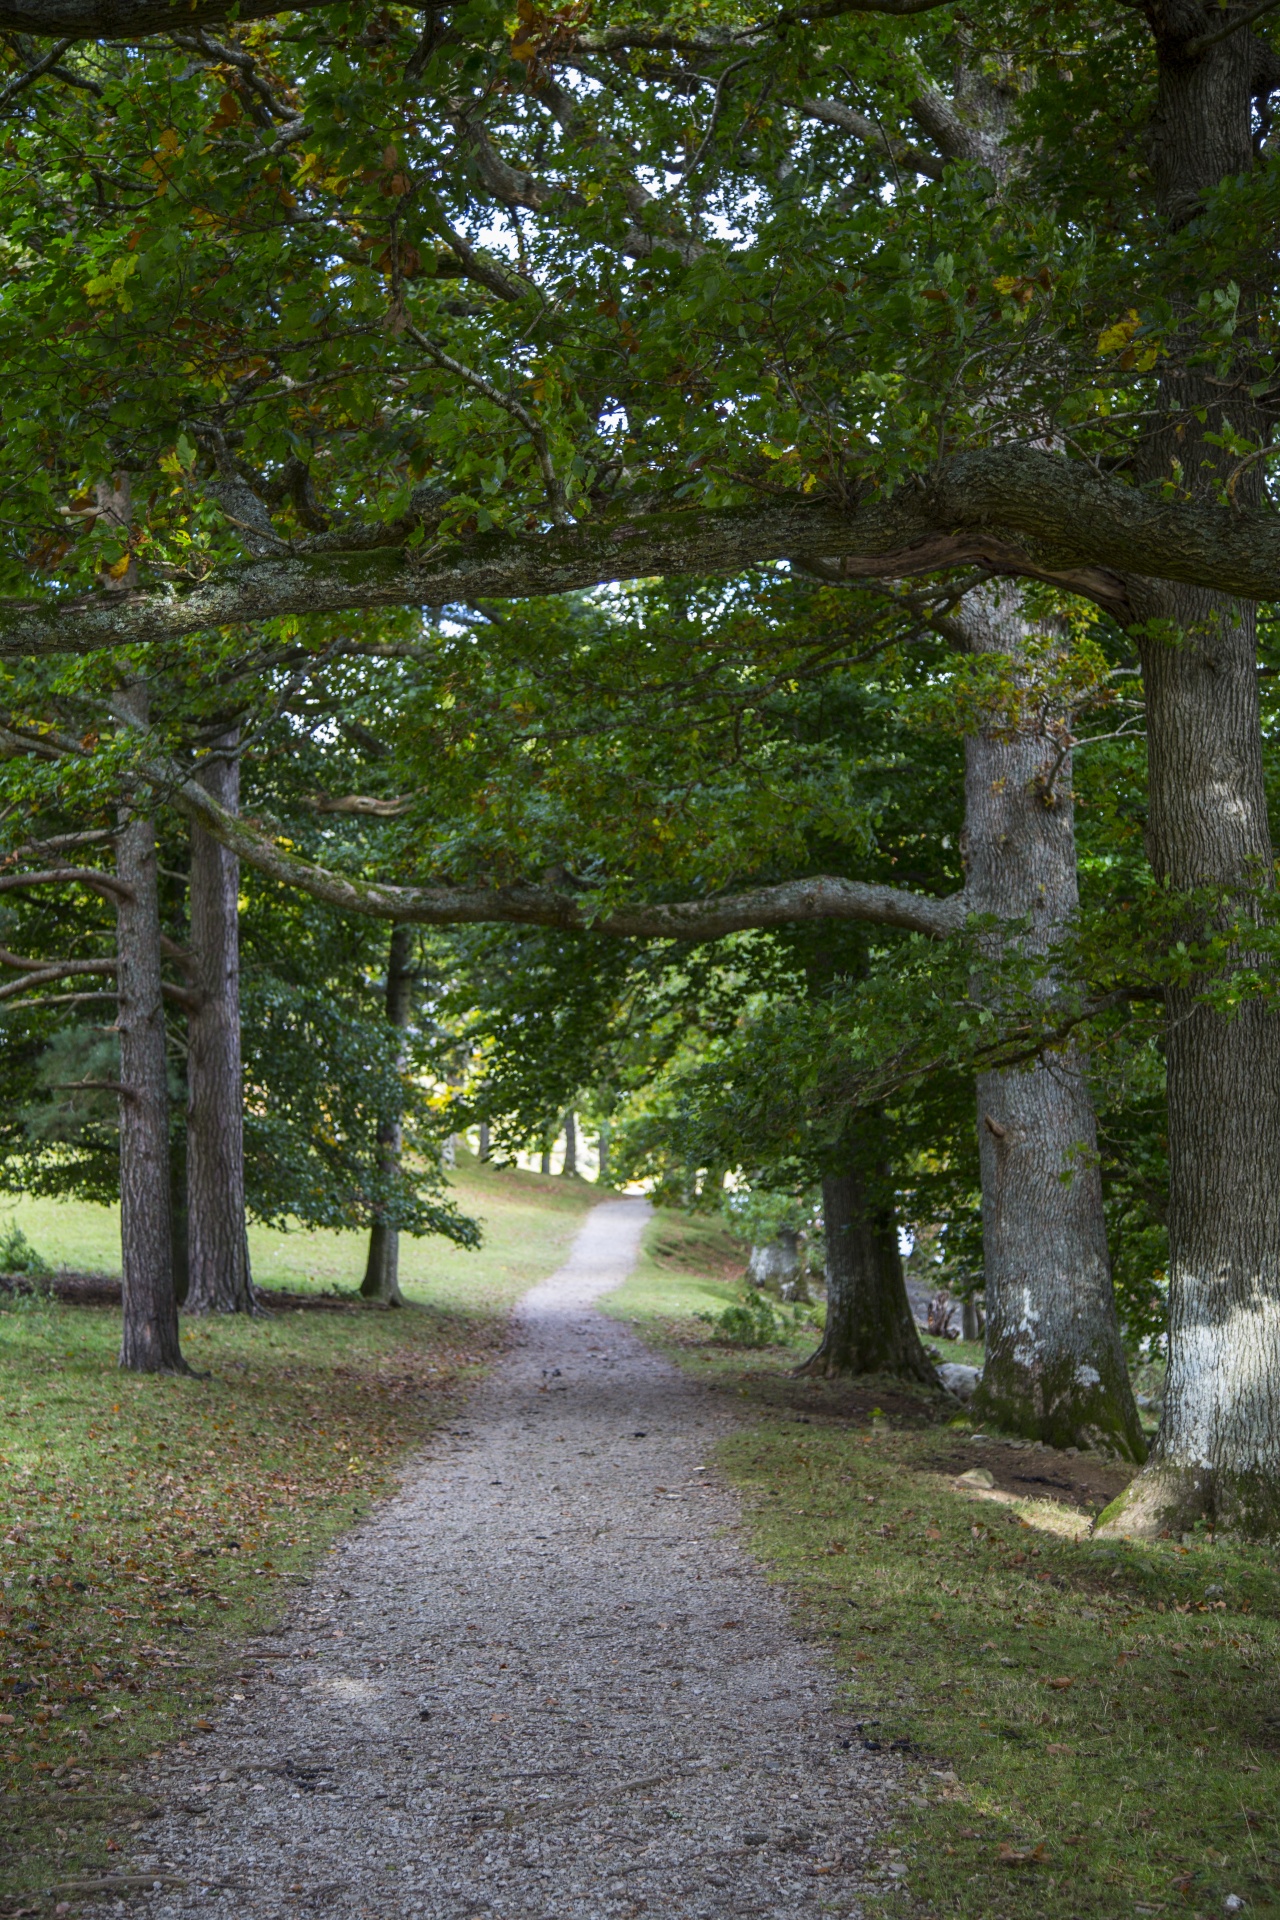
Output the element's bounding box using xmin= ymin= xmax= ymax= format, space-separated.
xmin=405 ymin=324 xmax=569 ymax=524
xmin=682 ymin=56 xmax=755 ymax=186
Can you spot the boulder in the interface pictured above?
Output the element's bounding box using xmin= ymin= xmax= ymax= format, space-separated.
xmin=936 ymin=1361 xmax=982 ymax=1400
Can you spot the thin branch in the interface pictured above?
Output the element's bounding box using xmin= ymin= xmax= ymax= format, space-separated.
xmin=1 ymin=827 xmax=117 ymax=865
xmin=0 ymin=866 xmax=132 ymax=902
xmin=0 ymin=34 xmax=74 ymax=111
xmin=0 ymin=991 xmax=118 ymax=1014
xmin=1185 ymin=0 xmax=1280 ymax=55
xmin=405 ymin=323 xmax=569 ymax=524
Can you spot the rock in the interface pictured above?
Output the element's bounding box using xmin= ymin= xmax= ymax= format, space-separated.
xmin=1223 ymin=1896 xmax=1246 ymax=1914
xmin=936 ymin=1362 xmax=982 ymax=1400
xmin=957 ymin=1467 xmax=995 ymax=1489
xmin=747 ymin=1230 xmax=800 ymax=1293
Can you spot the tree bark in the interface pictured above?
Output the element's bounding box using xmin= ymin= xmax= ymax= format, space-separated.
xmin=478 ymin=1119 xmax=490 ymax=1162
xmin=1099 ymin=13 xmax=1280 ymax=1533
xmin=961 ymin=586 xmax=1144 ymax=1459
xmin=361 ymin=924 xmax=414 ymax=1305
xmin=540 ymin=1137 xmax=552 ymax=1175
xmin=1102 ymin=584 xmax=1280 ymax=1532
xmin=597 ymin=1115 xmax=611 ymax=1187
xmin=798 ymin=1133 xmax=934 ymax=1382
xmin=169 ymin=1120 xmax=189 ymax=1307
xmin=561 ymin=1109 xmax=577 ymax=1176
xmin=185 ymin=733 xmax=254 ymax=1314
xmin=114 ymin=684 xmax=189 ymax=1375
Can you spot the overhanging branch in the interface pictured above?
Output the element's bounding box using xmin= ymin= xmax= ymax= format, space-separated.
xmin=7 ymin=449 xmax=1280 ymax=656
xmin=155 ymin=758 xmax=968 ymax=941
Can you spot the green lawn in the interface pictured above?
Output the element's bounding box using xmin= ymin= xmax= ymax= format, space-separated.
xmin=2 ymin=1149 xmax=602 ymax=1303
xmin=0 ymin=1155 xmax=601 ymax=1904
xmin=619 ymin=1208 xmax=1280 ymax=1920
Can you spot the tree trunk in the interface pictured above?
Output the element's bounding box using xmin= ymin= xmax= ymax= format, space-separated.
xmin=478 ymin=1119 xmax=490 ymax=1162
xmin=798 ymin=1136 xmax=934 ymax=1382
xmin=561 ymin=1109 xmax=577 ymax=1177
xmin=1098 ymin=18 xmax=1280 ymax=1532
xmin=1101 ymin=586 xmax=1280 ymax=1533
xmin=185 ymin=733 xmax=254 ymax=1315
xmin=540 ymin=1138 xmax=552 ymax=1175
xmin=115 ymin=685 xmax=189 ymax=1375
xmin=960 ymin=586 xmax=1145 ymax=1459
xmin=361 ymin=924 xmax=413 ymax=1306
xmin=169 ymin=1120 xmax=189 ymax=1307
xmin=597 ymin=1115 xmax=611 ymax=1187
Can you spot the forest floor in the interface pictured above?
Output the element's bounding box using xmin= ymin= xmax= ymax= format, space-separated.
xmin=0 ymin=1156 xmax=599 ymax=1905
xmin=608 ymin=1211 xmax=1280 ymax=1920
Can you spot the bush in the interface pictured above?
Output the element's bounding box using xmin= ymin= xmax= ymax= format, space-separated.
xmin=698 ymin=1289 xmax=819 ymax=1349
xmin=0 ymin=1220 xmax=51 ymax=1278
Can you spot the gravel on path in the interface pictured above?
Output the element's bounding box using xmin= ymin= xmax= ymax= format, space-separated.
xmin=101 ymin=1198 xmax=903 ymax=1918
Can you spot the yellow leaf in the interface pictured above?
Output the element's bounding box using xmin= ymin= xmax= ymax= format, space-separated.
xmin=157 ymin=127 xmax=183 ymax=156
xmin=106 ymin=553 xmax=132 ymax=579
xmin=1098 ymin=308 xmax=1142 ymax=354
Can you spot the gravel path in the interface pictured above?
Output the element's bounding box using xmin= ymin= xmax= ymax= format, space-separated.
xmin=112 ymin=1199 xmax=901 ymax=1918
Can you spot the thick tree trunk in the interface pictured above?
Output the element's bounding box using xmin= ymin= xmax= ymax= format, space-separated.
xmin=1099 ymin=17 xmax=1280 ymax=1532
xmin=960 ymin=586 xmax=1144 ymax=1459
xmin=561 ymin=1109 xmax=577 ymax=1177
xmin=115 ymin=686 xmax=189 ymax=1375
xmin=361 ymin=924 xmax=413 ymax=1306
xmin=798 ymin=1136 xmax=934 ymax=1382
xmin=185 ymin=733 xmax=254 ymax=1315
xmin=1101 ymin=587 xmax=1280 ymax=1533
xmin=540 ymin=1138 xmax=552 ymax=1175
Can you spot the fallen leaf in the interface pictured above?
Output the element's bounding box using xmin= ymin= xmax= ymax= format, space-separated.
xmin=1045 ymin=1743 xmax=1073 ymax=1755
xmin=1045 ymin=1677 xmax=1074 ymax=1691
xmin=997 ymin=1841 xmax=1047 ymax=1867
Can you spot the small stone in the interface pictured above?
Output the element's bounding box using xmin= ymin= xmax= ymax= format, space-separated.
xmin=957 ymin=1468 xmax=995 ymax=1490
xmin=1224 ymin=1896 xmax=1246 ymax=1914
xmin=936 ymin=1363 xmax=982 ymax=1401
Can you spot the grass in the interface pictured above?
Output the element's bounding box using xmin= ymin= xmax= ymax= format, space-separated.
xmin=614 ymin=1207 xmax=1280 ymax=1920
xmin=0 ymin=1154 xmax=601 ymax=1907
xmin=0 ymin=1150 xmax=601 ymax=1301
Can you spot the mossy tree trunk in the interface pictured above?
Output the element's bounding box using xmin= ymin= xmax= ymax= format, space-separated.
xmin=798 ymin=1132 xmax=934 ymax=1383
xmin=1098 ymin=20 xmax=1280 ymax=1536
xmin=960 ymin=586 xmax=1145 ymax=1460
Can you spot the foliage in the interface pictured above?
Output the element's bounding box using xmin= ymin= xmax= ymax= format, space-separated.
xmin=697 ymin=1286 xmax=818 ymax=1348
xmin=0 ymin=1218 xmax=51 ymax=1277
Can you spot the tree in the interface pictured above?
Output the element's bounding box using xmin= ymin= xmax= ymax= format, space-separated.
xmin=361 ymin=924 xmax=414 ymax=1306
xmin=185 ymin=729 xmax=254 ymax=1313
xmin=2 ymin=0 xmax=1279 ymax=1519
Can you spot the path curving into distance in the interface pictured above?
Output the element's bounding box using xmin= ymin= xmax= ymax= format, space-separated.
xmin=113 ymin=1199 xmax=901 ymax=1918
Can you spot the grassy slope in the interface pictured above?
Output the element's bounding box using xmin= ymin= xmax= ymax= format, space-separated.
xmin=0 ymin=1156 xmax=599 ymax=1905
xmin=608 ymin=1209 xmax=1280 ymax=1920
xmin=1 ymin=1154 xmax=597 ymax=1299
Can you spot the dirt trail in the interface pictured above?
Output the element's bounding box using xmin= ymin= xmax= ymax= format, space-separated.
xmin=111 ymin=1199 xmax=899 ymax=1918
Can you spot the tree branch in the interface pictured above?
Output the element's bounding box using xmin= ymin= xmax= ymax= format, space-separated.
xmin=143 ymin=754 xmax=969 ymax=940
xmin=0 ymin=866 xmax=133 ymax=901
xmin=10 ymin=447 xmax=1280 ymax=656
